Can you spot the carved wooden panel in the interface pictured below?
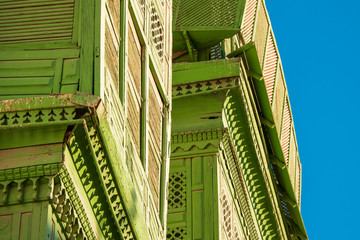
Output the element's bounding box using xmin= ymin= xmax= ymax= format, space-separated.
xmin=219 ymin=163 xmax=246 ymax=240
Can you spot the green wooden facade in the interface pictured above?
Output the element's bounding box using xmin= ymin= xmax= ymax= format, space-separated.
xmin=0 ymin=0 xmax=307 ymax=239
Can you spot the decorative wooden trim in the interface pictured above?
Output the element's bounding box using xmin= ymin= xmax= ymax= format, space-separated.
xmin=84 ymin=120 xmax=137 ymax=240
xmin=51 ymin=168 xmax=96 ymax=240
xmin=173 ymin=77 xmax=237 ymax=98
xmin=171 ymin=129 xmax=226 ymax=157
xmin=0 ymin=176 xmax=53 ymax=206
xmin=58 ymin=167 xmax=97 ymax=239
xmin=220 ymin=131 xmax=261 ymax=240
xmin=223 ymin=88 xmax=282 ymax=239
xmin=0 ymin=94 xmax=149 ymax=240
xmin=0 ymin=164 xmax=62 ymax=182
xmin=171 ymin=128 xmax=225 ymax=144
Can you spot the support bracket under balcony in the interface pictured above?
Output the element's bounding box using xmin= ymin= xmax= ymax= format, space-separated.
xmin=183 ymin=31 xmax=198 ymax=62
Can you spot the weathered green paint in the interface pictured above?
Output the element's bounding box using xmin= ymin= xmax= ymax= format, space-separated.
xmin=0 ymin=94 xmax=153 ymax=239
xmin=0 ymin=0 xmax=100 ymax=99
xmin=227 ymin=40 xmax=307 ymax=238
xmin=224 ymin=88 xmax=282 ymax=239
xmin=172 ymin=0 xmax=247 ymax=50
xmin=168 ymin=130 xmax=222 ymax=239
xmin=172 ymin=58 xmax=241 ymax=84
xmin=183 ymin=31 xmax=197 ymax=62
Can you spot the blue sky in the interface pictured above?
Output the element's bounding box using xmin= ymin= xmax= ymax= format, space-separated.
xmin=266 ymin=1 xmax=360 ymax=239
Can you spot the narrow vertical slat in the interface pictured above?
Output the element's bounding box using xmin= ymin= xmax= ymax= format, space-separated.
xmin=79 ymin=0 xmax=95 ymax=93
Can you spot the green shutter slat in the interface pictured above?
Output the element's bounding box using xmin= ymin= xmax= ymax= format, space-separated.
xmin=0 ymin=19 xmax=72 ymax=28
xmin=0 ymin=14 xmax=74 ymax=25
xmin=0 ymin=0 xmax=74 ymax=9
xmin=0 ymin=10 xmax=74 ymax=21
xmin=0 ymin=0 xmax=75 ymax=44
xmin=0 ymin=22 xmax=72 ymax=31
xmin=0 ymin=34 xmax=71 ymax=44
xmin=1 ymin=26 xmax=73 ymax=38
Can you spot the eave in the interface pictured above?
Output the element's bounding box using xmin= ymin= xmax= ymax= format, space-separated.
xmin=228 ymin=43 xmax=307 ymax=239
xmin=0 ymin=93 xmax=150 ymax=240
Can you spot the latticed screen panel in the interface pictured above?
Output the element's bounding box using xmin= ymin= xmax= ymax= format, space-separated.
xmin=221 ymin=192 xmax=233 ymax=239
xmin=167 ymin=226 xmax=187 ymax=240
xmin=150 ymin=2 xmax=164 ymax=63
xmin=219 ymin=165 xmax=246 ymax=240
xmin=174 ymin=0 xmax=240 ymax=28
xmin=0 ymin=0 xmax=75 ymax=44
xmin=168 ymin=171 xmax=186 ymax=209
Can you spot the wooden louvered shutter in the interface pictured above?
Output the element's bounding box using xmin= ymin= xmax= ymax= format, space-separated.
xmin=148 ymin=73 xmax=164 ymax=212
xmin=127 ymin=16 xmax=142 ymax=155
xmin=0 ymin=0 xmax=75 ymax=44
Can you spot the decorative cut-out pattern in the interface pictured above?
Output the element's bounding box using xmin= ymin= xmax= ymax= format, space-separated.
xmin=168 ymin=172 xmax=186 ymax=209
xmin=221 ymin=136 xmax=256 ymax=239
xmin=172 ymin=77 xmax=236 ymax=97
xmin=221 ymin=193 xmax=232 ymax=239
xmin=223 ymin=88 xmax=281 ymax=239
xmin=86 ymin=122 xmax=135 ymax=240
xmin=0 ymin=108 xmax=76 ymax=126
xmin=0 ymin=177 xmax=52 ymax=205
xmin=59 ymin=168 xmax=96 ymax=240
xmin=0 ymin=164 xmax=61 ymax=181
xmin=172 ymin=128 xmax=225 ymax=144
xmin=166 ymin=226 xmax=186 ymax=240
xmin=150 ymin=2 xmax=164 ymax=62
xmin=219 ymin=163 xmax=247 ymax=240
xmin=51 ymin=175 xmax=87 ymax=240
xmin=68 ymin=132 xmax=121 ymax=239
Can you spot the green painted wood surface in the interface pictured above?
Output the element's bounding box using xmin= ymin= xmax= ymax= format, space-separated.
xmin=0 ymin=143 xmax=62 ymax=169
xmin=167 ymin=154 xmax=218 ymax=240
xmin=172 ymin=0 xmax=247 ymax=50
xmin=0 ymin=0 xmax=75 ymax=45
xmin=0 ymin=0 xmax=98 ymax=99
xmin=0 ymin=202 xmax=46 ymax=239
xmin=0 ymin=201 xmax=68 ymax=240
xmin=172 ymin=58 xmax=240 ymax=85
